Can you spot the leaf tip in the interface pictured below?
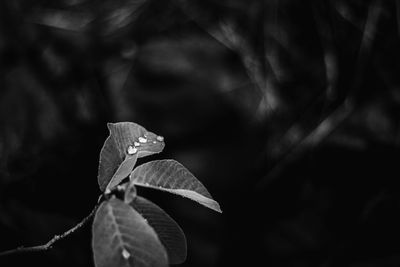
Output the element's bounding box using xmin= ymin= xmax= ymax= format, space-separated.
xmin=106 ymin=122 xmax=118 ymax=132
xmin=213 ymin=202 xmax=223 ymax=213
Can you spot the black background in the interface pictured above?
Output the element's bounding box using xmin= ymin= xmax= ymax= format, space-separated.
xmin=1 ymin=0 xmax=400 ymax=266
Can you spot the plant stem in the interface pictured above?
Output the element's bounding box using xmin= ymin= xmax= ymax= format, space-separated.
xmin=0 ymin=202 xmax=100 ymax=257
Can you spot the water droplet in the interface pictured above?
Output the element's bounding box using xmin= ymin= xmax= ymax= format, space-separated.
xmin=138 ymin=137 xmax=147 ymax=143
xmin=152 ymin=141 xmax=157 ymax=144
xmin=156 ymin=135 xmax=164 ymax=142
xmin=127 ymin=145 xmax=137 ymax=155
xmin=122 ymin=249 xmax=130 ymax=259
xmin=105 ymin=188 xmax=111 ymax=194
xmin=134 ymin=141 xmax=140 ymax=147
xmin=117 ymin=184 xmax=125 ymax=191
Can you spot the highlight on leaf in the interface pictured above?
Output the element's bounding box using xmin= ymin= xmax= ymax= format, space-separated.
xmin=98 ymin=122 xmax=165 ymax=192
xmin=129 ymin=160 xmax=222 ymax=213
xmin=92 ymin=197 xmax=168 ymax=267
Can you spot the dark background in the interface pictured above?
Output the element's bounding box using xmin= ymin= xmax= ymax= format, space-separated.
xmin=1 ymin=0 xmax=400 ymax=266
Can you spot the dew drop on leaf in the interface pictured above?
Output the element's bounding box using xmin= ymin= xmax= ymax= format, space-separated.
xmin=122 ymin=248 xmax=130 ymax=259
xmin=127 ymin=145 xmax=137 ymax=155
xmin=156 ymin=136 xmax=164 ymax=142
xmin=138 ymin=137 xmax=147 ymax=143
xmin=134 ymin=141 xmax=140 ymax=147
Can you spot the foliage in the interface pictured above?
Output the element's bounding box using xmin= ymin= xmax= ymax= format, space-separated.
xmin=93 ymin=122 xmax=221 ymax=267
xmin=1 ymin=0 xmax=400 ymax=266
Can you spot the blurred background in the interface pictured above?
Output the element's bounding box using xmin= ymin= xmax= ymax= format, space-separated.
xmin=1 ymin=0 xmax=400 ymax=266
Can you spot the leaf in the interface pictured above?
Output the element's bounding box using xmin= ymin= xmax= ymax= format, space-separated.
xmin=102 ymin=0 xmax=148 ymax=35
xmin=30 ymin=8 xmax=93 ymax=32
xmin=98 ymin=122 xmax=165 ymax=192
xmin=92 ymin=197 xmax=168 ymax=267
xmin=129 ymin=160 xmax=222 ymax=213
xmin=129 ymin=196 xmax=187 ymax=264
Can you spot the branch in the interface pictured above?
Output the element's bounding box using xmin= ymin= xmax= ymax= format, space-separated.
xmin=0 ymin=200 xmax=100 ymax=257
xmin=257 ymin=100 xmax=354 ymax=190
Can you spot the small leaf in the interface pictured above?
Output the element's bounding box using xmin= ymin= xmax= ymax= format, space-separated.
xmin=98 ymin=122 xmax=165 ymax=192
xmin=92 ymin=197 xmax=168 ymax=267
xmin=107 ymin=155 xmax=138 ymax=191
xmin=129 ymin=160 xmax=222 ymax=213
xmin=124 ymin=183 xmax=138 ymax=204
xmin=130 ymin=196 xmax=187 ymax=264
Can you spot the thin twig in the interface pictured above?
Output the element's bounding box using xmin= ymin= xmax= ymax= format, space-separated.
xmin=0 ymin=199 xmax=101 ymax=257
xmin=256 ymin=1 xmax=383 ymax=190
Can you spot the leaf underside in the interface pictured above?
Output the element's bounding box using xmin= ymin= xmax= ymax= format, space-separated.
xmin=98 ymin=122 xmax=165 ymax=192
xmin=130 ymin=196 xmax=187 ymax=264
xmin=92 ymin=198 xmax=168 ymax=267
xmin=129 ymin=160 xmax=222 ymax=213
